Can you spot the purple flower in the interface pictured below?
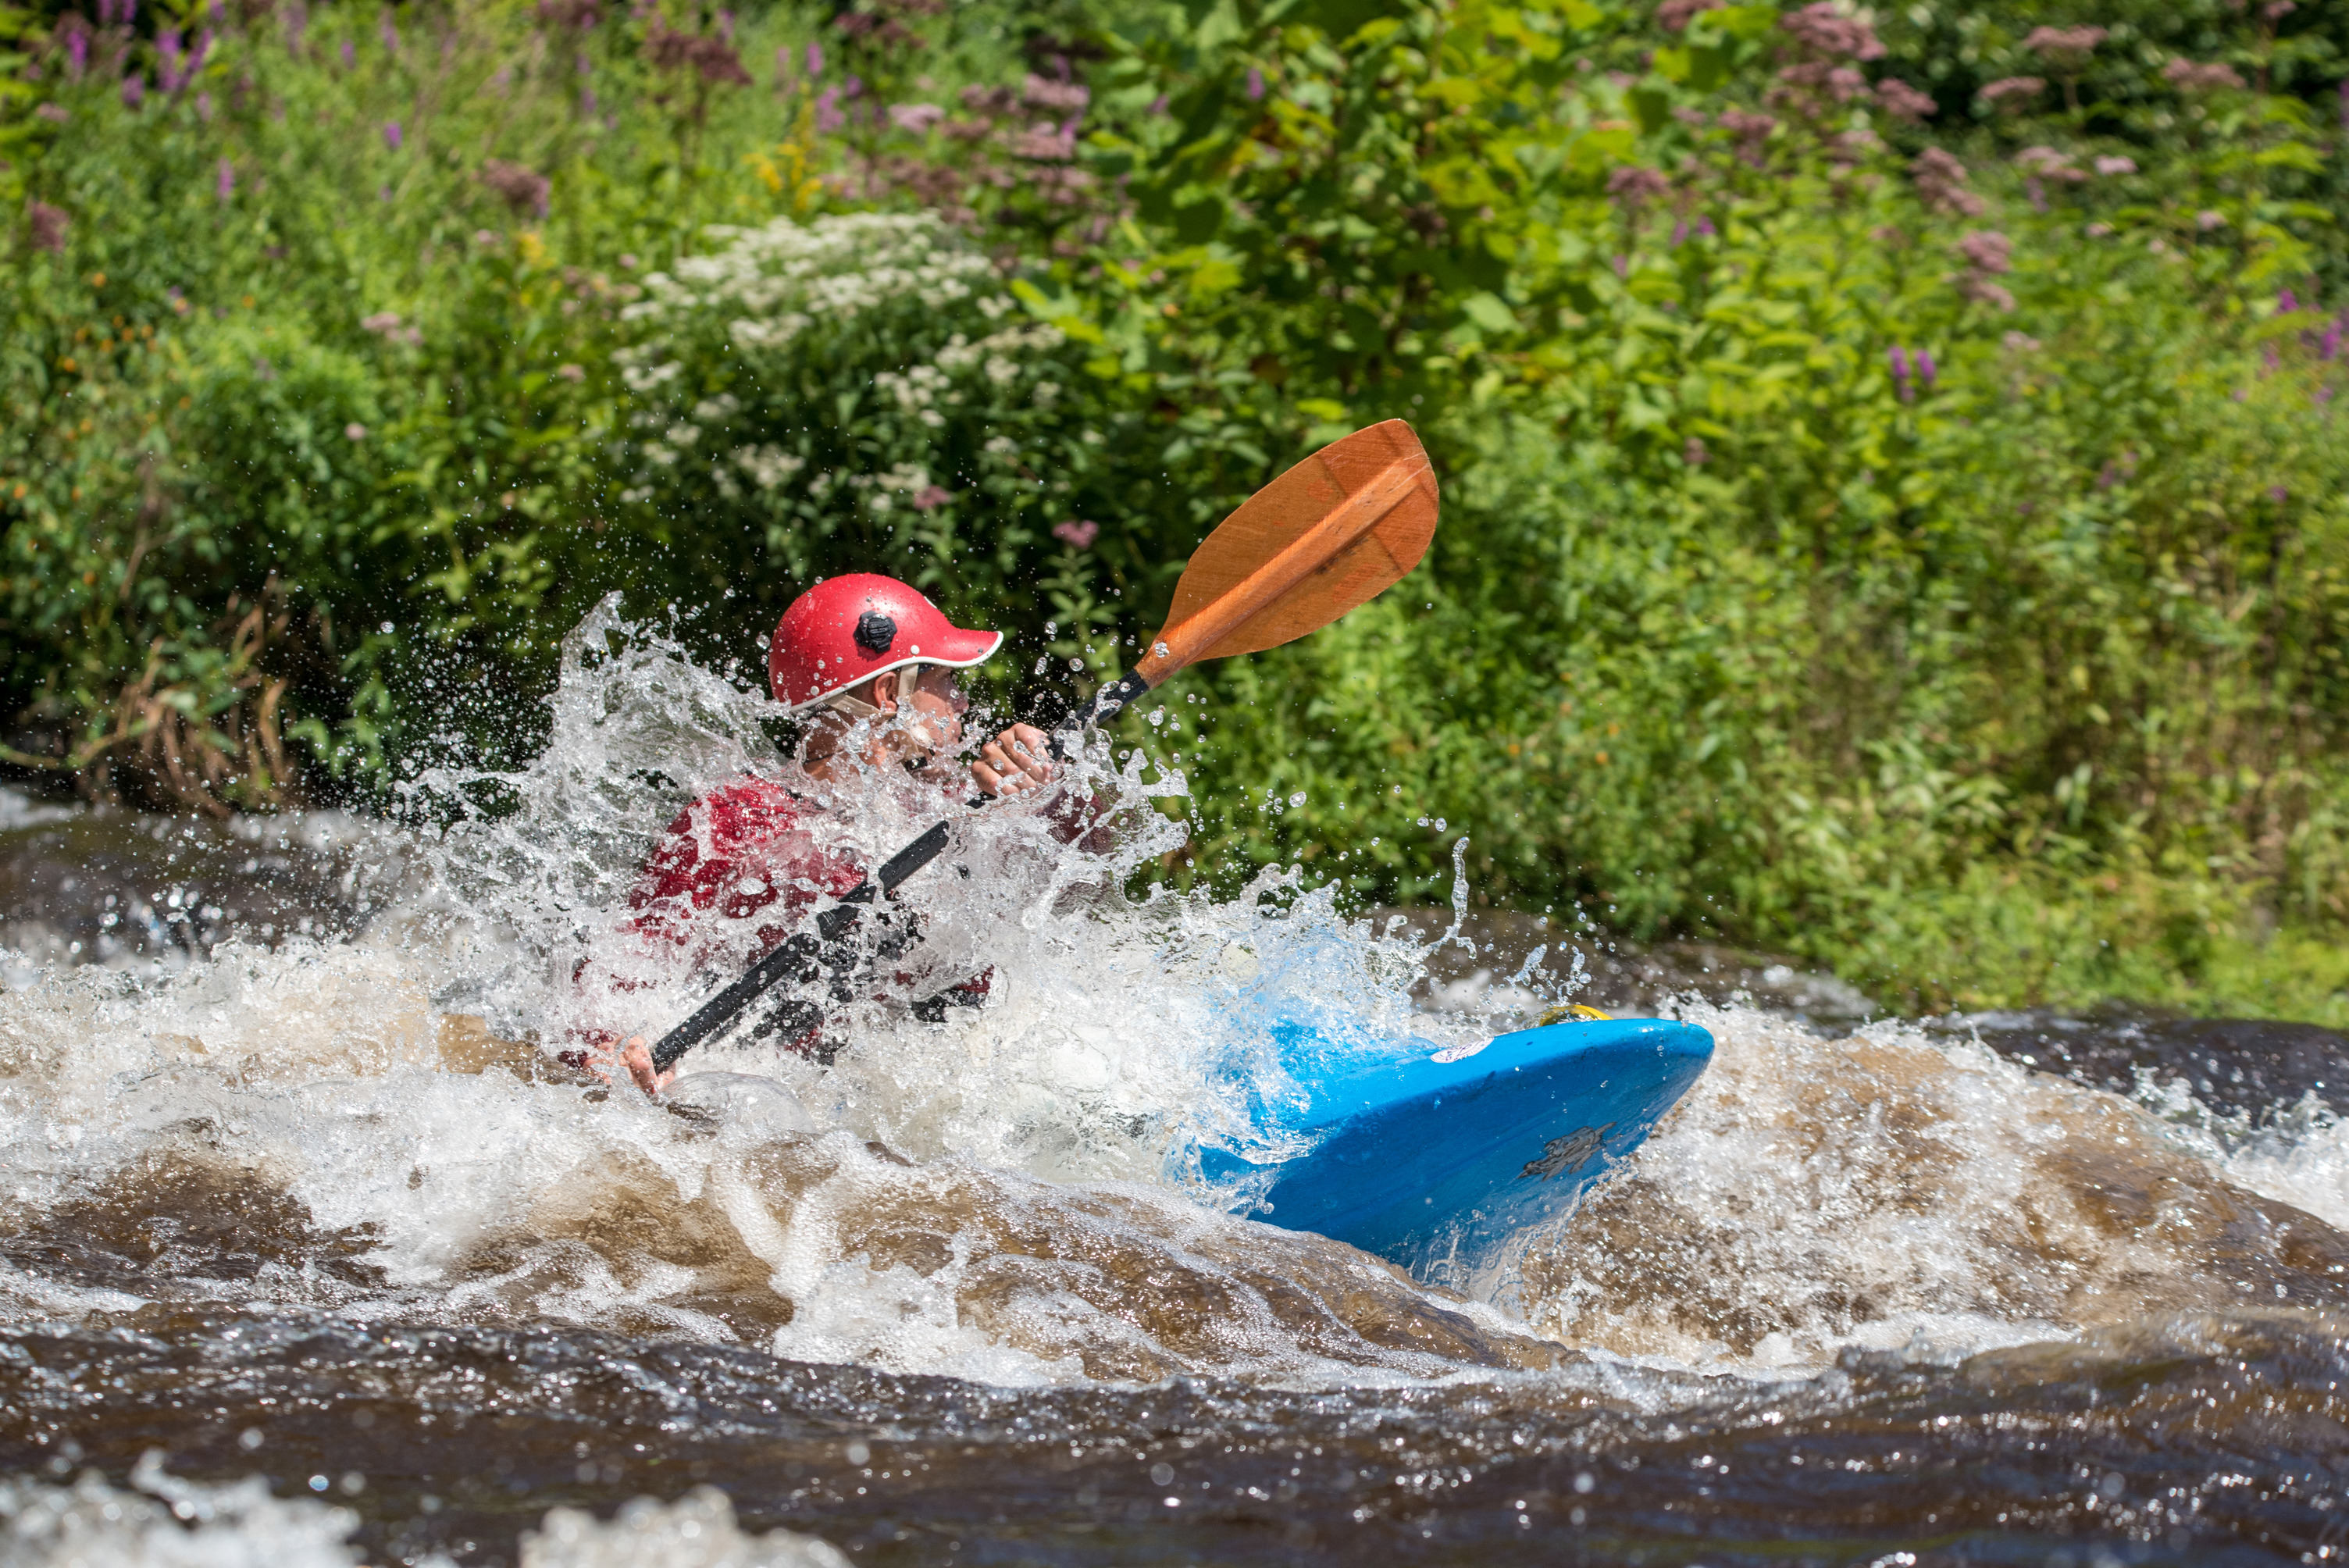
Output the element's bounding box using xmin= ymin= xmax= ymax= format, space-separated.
xmin=804 ymin=41 xmax=822 ymax=76
xmin=188 ymin=27 xmax=212 ymax=77
xmin=340 ymin=38 xmax=354 ymax=67
xmin=1053 ymin=519 xmax=1100 ymax=550
xmin=216 ymin=158 xmax=234 ymax=201
xmin=195 ymin=90 xmax=212 ymax=120
xmin=156 ymin=27 xmax=183 ymax=90
xmin=1245 ymin=66 xmax=1264 ymax=101
xmin=580 ymin=86 xmax=597 ymax=115
xmin=1917 ymin=348 xmax=1937 ymax=387
xmin=2322 ymin=320 xmax=2342 ymax=361
xmin=1670 ymin=219 xmax=1688 ymax=247
xmin=284 ymin=0 xmax=307 ymax=48
xmin=2279 ymin=288 xmax=2298 ymax=313
xmin=122 ymin=72 xmax=145 ymax=106
xmin=1889 ymin=345 xmax=1912 ymax=401
xmin=813 ymin=84 xmax=842 ymax=131
xmin=65 ymin=28 xmax=89 ymax=77
xmin=379 ymin=9 xmax=399 ymax=55
xmin=27 ymin=199 xmax=69 ymax=253
xmin=2270 ymin=486 xmax=2289 ymax=503
xmin=383 ymin=119 xmax=402 ymax=149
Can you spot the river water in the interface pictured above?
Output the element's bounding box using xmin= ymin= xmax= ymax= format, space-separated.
xmin=5 ymin=606 xmax=2348 ymax=1567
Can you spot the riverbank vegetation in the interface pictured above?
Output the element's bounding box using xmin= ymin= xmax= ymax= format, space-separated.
xmin=3 ymin=0 xmax=2345 ymax=1020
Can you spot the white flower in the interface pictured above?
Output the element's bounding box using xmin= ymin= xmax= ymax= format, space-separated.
xmin=734 ymin=444 xmax=806 ymax=490
xmin=984 ymin=436 xmax=1019 ymax=457
xmin=621 ymin=359 xmax=683 ymax=393
xmin=1034 ymin=381 xmax=1060 ymax=406
xmin=985 ymin=356 xmax=1018 ymax=385
xmin=666 ymin=422 xmax=702 ymax=447
xmin=692 ymin=394 xmax=740 ymax=422
xmin=643 ymin=443 xmax=677 ymax=466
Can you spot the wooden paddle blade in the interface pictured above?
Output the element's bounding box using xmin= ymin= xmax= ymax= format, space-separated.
xmin=1153 ymin=419 xmax=1438 ymax=670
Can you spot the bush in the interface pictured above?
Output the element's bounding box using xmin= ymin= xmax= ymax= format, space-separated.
xmin=2 ymin=0 xmax=2346 ymax=1018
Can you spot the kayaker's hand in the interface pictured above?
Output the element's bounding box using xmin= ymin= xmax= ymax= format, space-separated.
xmin=973 ymin=722 xmax=1054 ymax=797
xmin=590 ymin=1034 xmax=675 ymax=1097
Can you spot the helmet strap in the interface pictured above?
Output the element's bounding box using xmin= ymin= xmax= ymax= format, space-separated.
xmin=820 ymin=663 xmax=923 ymax=723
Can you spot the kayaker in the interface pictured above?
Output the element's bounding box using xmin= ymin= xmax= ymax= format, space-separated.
xmin=578 ymin=573 xmax=1096 ymax=1096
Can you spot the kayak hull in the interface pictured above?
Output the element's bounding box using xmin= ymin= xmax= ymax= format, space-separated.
xmin=1246 ymin=1017 xmax=1714 ymax=1287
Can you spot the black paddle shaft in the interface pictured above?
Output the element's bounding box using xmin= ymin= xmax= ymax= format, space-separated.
xmin=643 ymin=665 xmax=1160 ymax=1073
xmin=646 ymin=820 xmax=949 ymax=1071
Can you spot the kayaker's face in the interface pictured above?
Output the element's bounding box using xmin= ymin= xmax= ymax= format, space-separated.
xmin=894 ymin=666 xmax=968 ymax=753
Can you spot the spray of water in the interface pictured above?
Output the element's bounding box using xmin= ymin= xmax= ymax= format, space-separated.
xmin=5 ymin=601 xmax=2349 ymax=1407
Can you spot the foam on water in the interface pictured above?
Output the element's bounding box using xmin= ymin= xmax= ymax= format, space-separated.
xmin=5 ymin=602 xmax=2348 ymax=1401
xmin=0 ymin=1459 xmax=844 ymax=1568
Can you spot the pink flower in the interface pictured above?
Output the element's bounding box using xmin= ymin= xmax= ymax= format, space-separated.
xmin=1607 ymin=165 xmax=1670 ymax=209
xmin=1874 ymin=78 xmax=1934 ymax=120
xmin=122 ymin=72 xmax=145 ymax=106
xmin=27 ymin=199 xmax=69 ymax=253
xmin=1977 ymin=77 xmax=2044 ymax=109
xmin=36 ymin=102 xmax=68 ymax=123
xmin=216 ymin=158 xmax=235 ymax=202
xmin=2163 ymin=58 xmax=2244 ymax=92
xmin=912 ymin=486 xmax=952 ymax=511
xmin=813 ymin=84 xmax=843 ymax=132
xmin=804 ymin=41 xmax=823 ymax=76
xmin=1021 ymin=74 xmax=1087 ymax=113
xmin=1657 ymin=0 xmax=1720 ymax=30
xmin=2023 ymin=25 xmax=2106 ymax=66
xmin=383 ymin=119 xmax=403 ymax=149
xmin=1245 ymin=66 xmax=1264 ymax=101
xmin=345 ymin=422 xmax=368 ymax=440
xmin=2094 ymin=155 xmax=2136 ymax=176
xmin=1052 ymin=519 xmax=1100 ymax=550
xmin=1911 ymin=148 xmax=1981 ymax=216
xmin=1957 ymin=230 xmax=2012 ymax=273
xmin=1779 ymin=2 xmax=1883 ymax=60
xmin=888 ymin=102 xmax=943 ymax=133
xmin=556 ymin=363 xmax=586 ymax=381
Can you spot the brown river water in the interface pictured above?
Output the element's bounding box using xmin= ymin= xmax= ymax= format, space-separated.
xmin=4 ymin=607 xmax=2347 ymax=1567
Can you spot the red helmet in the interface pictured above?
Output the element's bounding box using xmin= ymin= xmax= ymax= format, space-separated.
xmin=768 ymin=574 xmax=1003 ymax=712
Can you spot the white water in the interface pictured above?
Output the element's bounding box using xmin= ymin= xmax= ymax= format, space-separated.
xmin=0 ymin=1459 xmax=845 ymax=1568
xmin=5 ymin=602 xmax=2348 ymax=1400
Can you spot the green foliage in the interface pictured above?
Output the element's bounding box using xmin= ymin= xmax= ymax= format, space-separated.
xmin=2 ymin=0 xmax=2346 ymax=1017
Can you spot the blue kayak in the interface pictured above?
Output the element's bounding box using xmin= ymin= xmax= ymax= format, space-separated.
xmin=1207 ymin=1014 xmax=1714 ymax=1285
